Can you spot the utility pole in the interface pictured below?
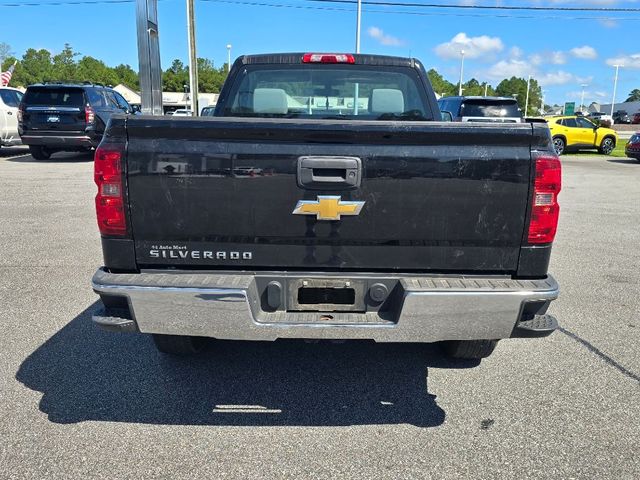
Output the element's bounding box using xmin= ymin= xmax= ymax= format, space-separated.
xmin=355 ymin=0 xmax=362 ymax=54
xmin=611 ymin=64 xmax=622 ymax=117
xmin=524 ymin=74 xmax=531 ymax=117
xmin=458 ymin=50 xmax=465 ymax=96
xmin=186 ymin=0 xmax=199 ymax=116
xmin=353 ymin=0 xmax=362 ymax=115
xmin=227 ymin=44 xmax=232 ymax=72
xmin=484 ymin=82 xmax=488 ymax=97
xmin=540 ymin=89 xmax=545 ymax=115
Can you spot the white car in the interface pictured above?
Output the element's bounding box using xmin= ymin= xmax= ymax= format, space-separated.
xmin=0 ymin=87 xmax=23 ymax=148
xmin=171 ymin=109 xmax=192 ymax=117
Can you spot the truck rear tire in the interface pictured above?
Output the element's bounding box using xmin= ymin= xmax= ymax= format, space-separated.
xmin=29 ymin=145 xmax=51 ymax=160
xmin=151 ymin=334 xmax=206 ymax=355
xmin=443 ymin=339 xmax=498 ymax=359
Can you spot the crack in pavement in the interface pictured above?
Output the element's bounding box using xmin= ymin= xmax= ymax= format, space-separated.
xmin=559 ymin=326 xmax=640 ymax=385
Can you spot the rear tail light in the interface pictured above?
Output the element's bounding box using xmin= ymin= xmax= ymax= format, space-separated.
xmin=528 ymin=155 xmax=561 ymax=244
xmin=17 ymin=104 xmax=24 ymax=122
xmin=85 ymin=105 xmax=95 ymax=124
xmin=302 ymin=53 xmax=355 ymax=64
xmin=94 ymin=144 xmax=127 ymax=236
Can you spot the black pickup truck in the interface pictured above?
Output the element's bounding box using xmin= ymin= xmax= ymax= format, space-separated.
xmin=92 ymin=53 xmax=561 ymax=360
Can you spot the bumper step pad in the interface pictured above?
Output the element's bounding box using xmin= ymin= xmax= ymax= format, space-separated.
xmin=513 ymin=314 xmax=558 ymax=338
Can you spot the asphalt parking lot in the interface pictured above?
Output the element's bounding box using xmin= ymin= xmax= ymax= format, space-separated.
xmin=0 ymin=148 xmax=638 ymax=479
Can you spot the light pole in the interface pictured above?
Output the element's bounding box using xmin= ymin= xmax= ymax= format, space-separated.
xmin=353 ymin=0 xmax=362 ymax=115
xmin=355 ymin=0 xmax=362 ymax=53
xmin=611 ymin=64 xmax=622 ymax=116
xmin=580 ymin=83 xmax=588 ymax=113
xmin=226 ymin=44 xmax=232 ymax=72
xmin=524 ymin=74 xmax=531 ymax=117
xmin=484 ymin=82 xmax=488 ymax=97
xmin=540 ymin=89 xmax=545 ymax=115
xmin=458 ymin=49 xmax=465 ymax=96
xmin=183 ymin=83 xmax=188 ymax=110
xmin=186 ymin=0 xmax=198 ymax=116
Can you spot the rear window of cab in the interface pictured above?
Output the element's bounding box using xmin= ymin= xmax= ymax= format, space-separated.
xmin=23 ymin=88 xmax=85 ymax=107
xmin=221 ymin=65 xmax=432 ymax=120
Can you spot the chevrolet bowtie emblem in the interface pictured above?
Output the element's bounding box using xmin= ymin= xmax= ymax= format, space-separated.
xmin=292 ymin=196 xmax=365 ymax=221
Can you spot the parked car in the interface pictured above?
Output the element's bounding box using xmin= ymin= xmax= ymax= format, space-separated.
xmin=631 ymin=113 xmax=640 ymax=124
xmin=0 ymin=87 xmax=24 ymax=149
xmin=200 ymin=106 xmax=215 ymax=116
xmin=587 ymin=111 xmax=614 ymax=126
xmin=546 ymin=115 xmax=618 ymax=155
xmin=613 ymin=110 xmax=631 ymax=124
xmin=624 ymin=133 xmax=640 ymax=162
xmin=438 ymin=96 xmax=523 ymax=123
xmin=91 ymin=52 xmax=560 ymax=360
xmin=171 ymin=109 xmax=192 ymax=117
xmin=18 ymin=83 xmax=133 ymax=160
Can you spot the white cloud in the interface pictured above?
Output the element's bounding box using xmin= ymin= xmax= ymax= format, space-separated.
xmin=550 ymin=51 xmax=567 ymax=65
xmin=570 ymin=46 xmax=598 ymax=60
xmin=606 ymin=53 xmax=640 ymax=69
xmin=434 ymin=32 xmax=504 ymax=60
xmin=367 ymin=27 xmax=404 ymax=47
xmin=509 ymin=47 xmax=524 ymax=59
xmin=538 ymin=71 xmax=576 ymax=86
xmin=599 ymin=18 xmax=619 ymax=28
xmin=485 ymin=59 xmax=530 ymax=80
xmin=529 ymin=54 xmax=544 ymax=66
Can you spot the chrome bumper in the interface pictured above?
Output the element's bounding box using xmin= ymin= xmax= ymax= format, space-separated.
xmin=92 ymin=269 xmax=559 ymax=343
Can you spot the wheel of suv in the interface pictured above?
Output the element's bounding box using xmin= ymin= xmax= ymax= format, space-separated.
xmin=599 ymin=137 xmax=615 ymax=155
xmin=29 ymin=145 xmax=51 ymax=160
xmin=151 ymin=334 xmax=206 ymax=355
xmin=442 ymin=340 xmax=499 ymax=359
xmin=552 ymin=136 xmax=565 ymax=156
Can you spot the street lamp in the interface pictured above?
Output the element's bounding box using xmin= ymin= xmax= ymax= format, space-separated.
xmin=611 ymin=64 xmax=622 ymax=117
xmin=580 ymin=83 xmax=588 ymax=113
xmin=226 ymin=44 xmax=232 ymax=73
xmin=524 ymin=74 xmax=531 ymax=117
xmin=458 ymin=49 xmax=465 ymax=96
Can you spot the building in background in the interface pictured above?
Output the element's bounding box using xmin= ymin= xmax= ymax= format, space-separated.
xmin=113 ymin=84 xmax=219 ymax=115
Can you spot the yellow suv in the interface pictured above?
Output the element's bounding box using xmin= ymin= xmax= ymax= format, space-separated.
xmin=545 ymin=116 xmax=617 ymax=155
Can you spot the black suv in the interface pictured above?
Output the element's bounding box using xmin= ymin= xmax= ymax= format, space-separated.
xmin=18 ymin=83 xmax=133 ymax=160
xmin=438 ymin=96 xmax=523 ymax=123
xmin=613 ymin=110 xmax=630 ymax=124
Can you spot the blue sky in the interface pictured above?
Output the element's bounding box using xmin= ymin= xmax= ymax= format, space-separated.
xmin=2 ymin=0 xmax=640 ymax=105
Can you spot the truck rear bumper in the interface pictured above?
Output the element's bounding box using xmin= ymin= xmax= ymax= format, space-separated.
xmin=20 ymin=133 xmax=97 ymax=148
xmin=91 ymin=269 xmax=559 ymax=343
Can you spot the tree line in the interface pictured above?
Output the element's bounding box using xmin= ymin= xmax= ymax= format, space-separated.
xmin=0 ymin=43 xmax=228 ymax=94
xmin=3 ymin=43 xmax=639 ymax=109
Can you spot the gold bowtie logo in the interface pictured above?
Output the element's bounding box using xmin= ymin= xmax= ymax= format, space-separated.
xmin=292 ymin=196 xmax=365 ymax=221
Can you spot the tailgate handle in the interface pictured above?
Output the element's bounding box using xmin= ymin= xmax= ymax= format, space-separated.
xmin=297 ymin=156 xmax=362 ymax=190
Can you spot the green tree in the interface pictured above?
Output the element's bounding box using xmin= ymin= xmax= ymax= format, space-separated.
xmin=13 ymin=48 xmax=53 ymax=85
xmin=113 ymin=64 xmax=139 ymax=90
xmin=495 ymin=76 xmax=542 ymax=116
xmin=427 ymin=68 xmax=456 ymax=97
xmin=625 ymin=89 xmax=640 ymax=102
xmin=52 ymin=43 xmax=79 ymax=82
xmin=76 ymin=56 xmax=119 ymax=86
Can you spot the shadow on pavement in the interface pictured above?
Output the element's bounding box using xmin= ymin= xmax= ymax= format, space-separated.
xmin=16 ymin=302 xmax=480 ymax=427
xmin=6 ymin=151 xmax=93 ymax=163
xmin=606 ymin=158 xmax=639 ymax=165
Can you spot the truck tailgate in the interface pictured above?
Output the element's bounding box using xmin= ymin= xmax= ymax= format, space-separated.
xmin=125 ymin=117 xmax=540 ymax=272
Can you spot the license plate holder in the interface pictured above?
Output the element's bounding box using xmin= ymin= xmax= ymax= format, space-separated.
xmin=288 ymin=278 xmax=366 ymax=312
